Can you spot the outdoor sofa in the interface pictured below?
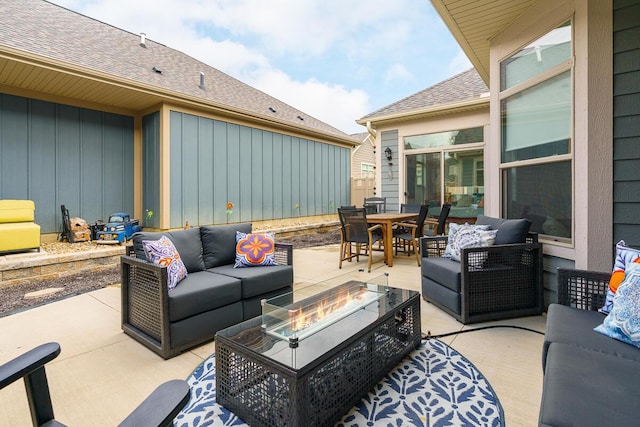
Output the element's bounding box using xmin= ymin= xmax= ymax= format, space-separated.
xmin=420 ymin=215 xmax=543 ymax=324
xmin=121 ymin=223 xmax=293 ymax=359
xmin=540 ymin=268 xmax=640 ymax=426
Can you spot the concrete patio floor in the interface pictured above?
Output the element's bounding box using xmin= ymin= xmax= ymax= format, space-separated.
xmin=0 ymin=244 xmax=545 ymax=426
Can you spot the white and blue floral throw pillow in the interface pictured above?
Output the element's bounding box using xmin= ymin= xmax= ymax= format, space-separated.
xmin=444 ymin=223 xmax=495 ymax=263
xmin=594 ymin=263 xmax=640 ymax=348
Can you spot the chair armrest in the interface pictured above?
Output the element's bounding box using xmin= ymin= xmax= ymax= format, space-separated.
xmin=120 ymin=255 xmax=170 ymax=349
xmin=0 ymin=342 xmax=60 ymax=389
xmin=420 ymin=236 xmax=448 ymax=258
xmin=274 ymin=242 xmax=293 ymax=266
xmin=557 ymin=268 xmax=610 ymax=311
xmin=117 ymin=379 xmax=190 ymax=427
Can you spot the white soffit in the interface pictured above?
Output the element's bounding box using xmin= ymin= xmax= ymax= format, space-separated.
xmin=430 ymin=0 xmax=536 ymax=83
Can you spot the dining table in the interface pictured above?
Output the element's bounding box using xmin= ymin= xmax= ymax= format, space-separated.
xmin=366 ymin=212 xmax=418 ymax=267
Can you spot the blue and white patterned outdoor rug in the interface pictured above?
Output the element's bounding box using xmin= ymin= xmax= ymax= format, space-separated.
xmin=173 ymin=339 xmax=504 ymax=427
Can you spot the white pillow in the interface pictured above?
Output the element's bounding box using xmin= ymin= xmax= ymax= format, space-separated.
xmin=445 ymin=223 xmax=497 ymax=266
xmin=444 ymin=223 xmax=490 ymax=259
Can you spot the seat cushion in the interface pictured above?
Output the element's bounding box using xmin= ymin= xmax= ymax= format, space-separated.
xmin=132 ymin=228 xmax=205 ymax=273
xmin=208 ymin=264 xmax=293 ymax=299
xmin=422 ymin=275 xmax=460 ymax=315
xmin=421 ymin=257 xmax=461 ymax=292
xmin=0 ymin=222 xmax=40 ymax=252
xmin=200 ymin=223 xmax=252 ymax=269
xmin=543 ymin=304 xmax=640 ymax=372
xmin=168 ymin=271 xmax=241 ymax=322
xmin=540 ymin=342 xmax=640 ymax=427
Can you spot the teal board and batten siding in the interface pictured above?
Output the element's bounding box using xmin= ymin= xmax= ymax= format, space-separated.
xmin=613 ymin=0 xmax=640 ymax=247
xmin=168 ymin=111 xmax=350 ymax=228
xmin=142 ymin=112 xmax=160 ymax=228
xmin=0 ymin=93 xmax=134 ymax=233
xmin=380 ymin=130 xmax=399 ymax=212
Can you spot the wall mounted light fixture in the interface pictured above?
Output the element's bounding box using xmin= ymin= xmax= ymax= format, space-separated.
xmin=384 ymin=147 xmax=392 ymax=162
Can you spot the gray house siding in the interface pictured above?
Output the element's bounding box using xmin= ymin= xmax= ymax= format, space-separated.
xmin=380 ymin=130 xmax=399 ymax=212
xmin=613 ymin=0 xmax=640 ymax=247
xmin=169 ymin=111 xmax=350 ymax=228
xmin=0 ymin=93 xmax=134 ymax=233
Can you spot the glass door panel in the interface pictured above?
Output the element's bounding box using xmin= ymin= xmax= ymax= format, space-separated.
xmin=444 ymin=149 xmax=484 ymax=218
xmin=405 ymin=153 xmax=440 ymax=205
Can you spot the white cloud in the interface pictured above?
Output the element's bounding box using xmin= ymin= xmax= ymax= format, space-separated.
xmin=247 ymin=69 xmax=370 ymax=134
xmin=385 ymin=64 xmax=413 ymax=82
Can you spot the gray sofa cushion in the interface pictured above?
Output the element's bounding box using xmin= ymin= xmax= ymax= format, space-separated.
xmin=170 ymin=301 xmax=243 ymax=349
xmin=540 ymin=342 xmax=640 ymax=427
xmin=543 ymin=304 xmax=640 ymax=371
xmin=168 ymin=271 xmax=241 ymax=322
xmin=421 ymin=275 xmax=460 ymax=314
xmin=200 ymin=223 xmax=252 ymax=269
xmin=208 ymin=264 xmax=294 ymax=299
xmin=131 ymin=228 xmax=205 ymax=273
xmin=475 ymin=215 xmax=531 ymax=245
xmin=421 ymin=257 xmax=461 ymax=292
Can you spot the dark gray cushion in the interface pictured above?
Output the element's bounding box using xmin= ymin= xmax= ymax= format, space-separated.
xmin=540 ymin=342 xmax=640 ymax=427
xmin=422 ymin=276 xmax=460 ymax=314
xmin=131 ymin=228 xmax=205 ymax=273
xmin=200 ymin=223 xmax=252 ymax=269
xmin=475 ymin=215 xmax=531 ymax=245
xmin=170 ymin=301 xmax=243 ymax=349
xmin=543 ymin=304 xmax=640 ymax=371
xmin=421 ymin=257 xmax=461 ymax=292
xmin=168 ymin=271 xmax=241 ymax=322
xmin=208 ymin=264 xmax=293 ymax=299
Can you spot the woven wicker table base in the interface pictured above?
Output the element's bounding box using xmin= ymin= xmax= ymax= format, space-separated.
xmin=215 ymin=284 xmax=421 ymax=427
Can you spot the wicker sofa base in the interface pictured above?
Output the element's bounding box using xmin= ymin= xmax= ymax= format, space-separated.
xmin=216 ymin=291 xmax=421 ymax=427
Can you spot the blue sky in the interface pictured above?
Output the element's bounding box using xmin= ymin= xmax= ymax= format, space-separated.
xmin=50 ymin=0 xmax=471 ymax=134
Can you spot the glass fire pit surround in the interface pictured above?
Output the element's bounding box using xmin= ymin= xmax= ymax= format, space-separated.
xmin=262 ymin=278 xmax=388 ymax=347
xmin=215 ymin=275 xmax=421 ymax=427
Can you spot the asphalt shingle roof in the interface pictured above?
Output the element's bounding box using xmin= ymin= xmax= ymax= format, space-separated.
xmin=0 ymin=0 xmax=352 ymax=139
xmin=359 ymin=68 xmax=488 ymax=121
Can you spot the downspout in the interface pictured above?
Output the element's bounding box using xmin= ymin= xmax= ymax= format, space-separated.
xmin=366 ymin=121 xmax=379 ymax=196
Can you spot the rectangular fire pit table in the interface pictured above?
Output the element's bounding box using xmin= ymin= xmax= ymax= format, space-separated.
xmin=215 ymin=274 xmax=421 ymax=427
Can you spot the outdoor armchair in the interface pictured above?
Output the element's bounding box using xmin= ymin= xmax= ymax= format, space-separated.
xmin=419 ymin=216 xmax=543 ymax=324
xmin=0 ymin=342 xmax=190 ymax=427
xmin=394 ymin=204 xmax=430 ymax=266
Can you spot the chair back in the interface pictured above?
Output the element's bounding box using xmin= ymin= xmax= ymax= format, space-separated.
xmin=400 ymin=203 xmax=421 ymax=213
xmin=338 ymin=208 xmax=370 ymax=244
xmin=436 ymin=203 xmax=452 ymax=235
xmin=364 ymin=197 xmax=386 ymax=213
xmin=414 ymin=204 xmax=431 ymax=236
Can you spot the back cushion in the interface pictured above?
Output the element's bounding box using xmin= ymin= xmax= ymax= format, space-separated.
xmin=201 ymin=223 xmax=252 ymax=268
xmin=131 ymin=228 xmax=205 ymax=273
xmin=475 ymin=215 xmax=531 ymax=245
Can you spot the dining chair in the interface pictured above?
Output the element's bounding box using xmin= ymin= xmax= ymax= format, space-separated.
xmin=423 ymin=203 xmax=452 ymax=236
xmin=363 ymin=197 xmax=386 ymax=214
xmin=393 ymin=204 xmax=430 ymax=265
xmin=338 ymin=208 xmax=384 ymax=272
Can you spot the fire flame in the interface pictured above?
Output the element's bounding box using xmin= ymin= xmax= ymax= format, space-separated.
xmin=288 ymin=286 xmax=367 ymax=334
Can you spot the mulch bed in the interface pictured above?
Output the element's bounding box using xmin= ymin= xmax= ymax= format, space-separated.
xmin=0 ymin=231 xmax=340 ymax=317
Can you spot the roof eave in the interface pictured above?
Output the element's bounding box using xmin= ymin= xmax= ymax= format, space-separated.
xmin=1 ymin=46 xmax=358 ymax=148
xmin=430 ymin=0 xmax=490 ymax=83
xmin=357 ymin=97 xmax=489 ymax=128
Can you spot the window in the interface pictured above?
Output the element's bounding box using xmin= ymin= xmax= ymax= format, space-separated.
xmin=360 ymin=162 xmax=374 ymax=178
xmin=404 ymin=127 xmax=484 ymax=218
xmin=500 ymin=21 xmax=573 ymax=241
